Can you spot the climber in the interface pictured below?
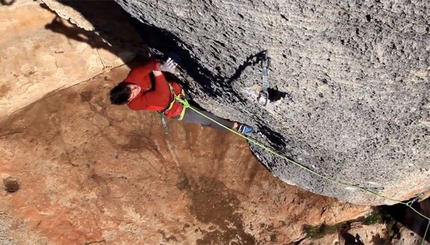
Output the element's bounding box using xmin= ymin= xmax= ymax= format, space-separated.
xmin=109 ymin=58 xmax=253 ymax=134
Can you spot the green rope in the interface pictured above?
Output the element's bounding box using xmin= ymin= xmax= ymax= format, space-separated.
xmin=423 ymin=220 xmax=430 ymax=245
xmin=176 ymin=96 xmax=430 ymax=243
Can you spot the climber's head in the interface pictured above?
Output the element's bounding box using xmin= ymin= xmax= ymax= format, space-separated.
xmin=110 ymin=82 xmax=140 ymax=105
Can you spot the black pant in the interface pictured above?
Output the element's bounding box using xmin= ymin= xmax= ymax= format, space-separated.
xmin=177 ymin=107 xmax=235 ymax=131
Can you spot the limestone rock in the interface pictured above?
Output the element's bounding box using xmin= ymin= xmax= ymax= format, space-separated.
xmin=0 ymin=4 xmax=371 ymax=243
xmin=105 ymin=0 xmax=430 ymax=205
xmin=1 ymin=1 xmax=429 ymax=244
xmin=393 ymin=226 xmax=430 ymax=245
xmin=0 ymin=66 xmax=370 ymax=244
xmin=0 ymin=0 xmax=134 ymax=118
xmin=298 ymin=222 xmax=430 ymax=245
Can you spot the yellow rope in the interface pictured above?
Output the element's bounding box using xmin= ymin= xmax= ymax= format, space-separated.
xmin=176 ymin=96 xmax=430 ymax=244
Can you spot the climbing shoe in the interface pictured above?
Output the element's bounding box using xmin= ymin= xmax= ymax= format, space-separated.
xmin=237 ymin=124 xmax=253 ymax=134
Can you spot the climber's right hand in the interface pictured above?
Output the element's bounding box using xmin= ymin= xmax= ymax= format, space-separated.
xmin=159 ymin=58 xmax=177 ymax=74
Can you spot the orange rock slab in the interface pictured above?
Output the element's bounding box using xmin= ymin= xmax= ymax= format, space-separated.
xmin=0 ymin=67 xmax=370 ymax=244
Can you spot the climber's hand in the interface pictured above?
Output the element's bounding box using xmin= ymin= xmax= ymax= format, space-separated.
xmin=159 ymin=58 xmax=177 ymax=74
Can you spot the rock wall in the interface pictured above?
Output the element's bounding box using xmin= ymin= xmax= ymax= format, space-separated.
xmin=1 ymin=2 xmax=373 ymax=244
xmin=111 ymin=0 xmax=430 ymax=205
xmin=1 ymin=1 xmax=428 ymax=244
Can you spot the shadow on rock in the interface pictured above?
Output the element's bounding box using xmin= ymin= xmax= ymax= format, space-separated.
xmin=382 ymin=197 xmax=430 ymax=243
xmin=1 ymin=0 xmax=15 ymax=6
xmin=47 ymin=0 xmax=267 ymax=103
xmin=226 ymin=50 xmax=268 ymax=84
xmin=45 ymin=16 xmax=111 ymax=51
xmin=341 ymin=232 xmax=365 ymax=245
xmin=41 ymin=0 xmax=149 ymax=65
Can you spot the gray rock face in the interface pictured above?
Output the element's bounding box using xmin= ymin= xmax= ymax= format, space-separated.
xmin=114 ymin=0 xmax=430 ymax=205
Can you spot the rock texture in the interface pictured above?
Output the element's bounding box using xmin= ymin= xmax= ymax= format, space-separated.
xmin=103 ymin=0 xmax=430 ymax=205
xmin=385 ymin=197 xmax=430 ymax=244
xmin=299 ymin=221 xmax=430 ymax=245
xmin=299 ymin=222 xmax=391 ymax=245
xmin=1 ymin=1 xmax=429 ymax=244
xmin=0 ymin=0 xmax=134 ymax=118
xmin=393 ymin=226 xmax=430 ymax=245
xmin=0 ymin=2 xmax=374 ymax=244
xmin=0 ymin=62 xmax=370 ymax=245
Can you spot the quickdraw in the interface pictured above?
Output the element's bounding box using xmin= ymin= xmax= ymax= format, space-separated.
xmin=257 ymin=51 xmax=271 ymax=106
xmin=160 ymin=113 xmax=169 ymax=134
xmin=158 ymin=83 xmax=180 ymax=135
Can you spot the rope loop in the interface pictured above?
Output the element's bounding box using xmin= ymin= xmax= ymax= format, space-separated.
xmin=175 ymin=95 xmax=190 ymax=108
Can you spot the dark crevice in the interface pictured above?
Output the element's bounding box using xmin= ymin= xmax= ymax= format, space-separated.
xmin=0 ymin=0 xmax=15 ymax=5
xmin=267 ymin=87 xmax=288 ymax=102
xmin=366 ymin=14 xmax=371 ymax=22
xmin=3 ymin=177 xmax=20 ymax=193
xmin=280 ymin=14 xmax=289 ymax=21
xmin=381 ymin=197 xmax=430 ymax=242
xmin=258 ymin=125 xmax=288 ymax=151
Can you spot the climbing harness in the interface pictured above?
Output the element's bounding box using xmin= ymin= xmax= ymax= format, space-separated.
xmin=173 ymin=95 xmax=430 ymax=244
xmin=257 ymin=51 xmax=271 ymax=106
xmin=158 ymin=83 xmax=186 ymax=134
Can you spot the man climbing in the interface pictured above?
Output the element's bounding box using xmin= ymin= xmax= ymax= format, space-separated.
xmin=109 ymin=58 xmax=253 ymax=134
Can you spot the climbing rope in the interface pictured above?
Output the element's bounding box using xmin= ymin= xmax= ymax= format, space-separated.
xmin=424 ymin=221 xmax=430 ymax=245
xmin=175 ymin=95 xmax=430 ymax=244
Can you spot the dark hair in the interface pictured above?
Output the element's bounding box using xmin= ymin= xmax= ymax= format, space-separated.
xmin=110 ymin=82 xmax=132 ymax=105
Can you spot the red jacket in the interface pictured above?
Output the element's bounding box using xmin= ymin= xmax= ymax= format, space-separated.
xmin=125 ymin=61 xmax=184 ymax=118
